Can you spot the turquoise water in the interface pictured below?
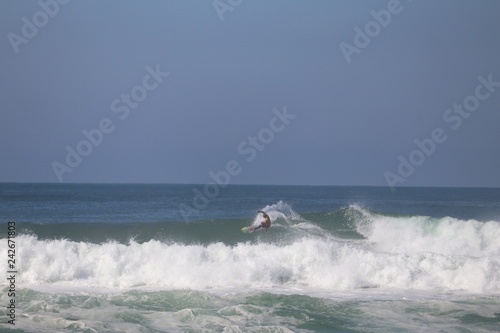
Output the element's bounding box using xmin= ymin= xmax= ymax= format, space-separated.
xmin=1 ymin=183 xmax=499 ymax=332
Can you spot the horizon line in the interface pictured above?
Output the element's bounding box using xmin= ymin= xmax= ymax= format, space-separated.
xmin=1 ymin=181 xmax=499 ymax=190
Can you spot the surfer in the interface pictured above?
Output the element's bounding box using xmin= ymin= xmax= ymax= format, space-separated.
xmin=254 ymin=210 xmax=271 ymax=232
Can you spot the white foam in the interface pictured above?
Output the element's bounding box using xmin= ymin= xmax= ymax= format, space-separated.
xmin=252 ymin=201 xmax=303 ymax=226
xmin=2 ymin=204 xmax=499 ymax=294
xmin=3 ymin=225 xmax=499 ymax=294
xmin=356 ymin=212 xmax=500 ymax=257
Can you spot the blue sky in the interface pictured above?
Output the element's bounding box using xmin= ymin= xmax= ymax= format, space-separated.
xmin=1 ymin=0 xmax=499 ymax=187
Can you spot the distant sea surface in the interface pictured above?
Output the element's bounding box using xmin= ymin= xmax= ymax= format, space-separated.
xmin=1 ymin=183 xmax=499 ymax=332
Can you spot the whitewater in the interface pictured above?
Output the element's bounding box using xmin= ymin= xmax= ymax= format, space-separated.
xmin=1 ymin=184 xmax=500 ymax=332
xmin=12 ymin=204 xmax=500 ymax=293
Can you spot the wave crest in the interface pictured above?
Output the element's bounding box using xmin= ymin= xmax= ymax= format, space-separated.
xmin=5 ymin=203 xmax=500 ymax=294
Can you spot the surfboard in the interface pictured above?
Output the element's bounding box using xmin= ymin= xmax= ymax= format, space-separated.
xmin=241 ymin=226 xmax=255 ymax=234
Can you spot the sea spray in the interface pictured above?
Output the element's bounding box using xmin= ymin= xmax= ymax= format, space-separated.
xmin=251 ymin=200 xmax=303 ymax=227
xmin=10 ymin=206 xmax=500 ymax=293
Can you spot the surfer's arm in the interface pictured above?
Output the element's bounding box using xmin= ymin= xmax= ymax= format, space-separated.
xmin=257 ymin=210 xmax=268 ymax=218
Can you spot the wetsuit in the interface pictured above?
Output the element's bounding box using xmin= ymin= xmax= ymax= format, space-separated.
xmin=254 ymin=210 xmax=271 ymax=232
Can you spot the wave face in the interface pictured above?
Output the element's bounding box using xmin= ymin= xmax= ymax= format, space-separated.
xmin=10 ymin=203 xmax=500 ymax=293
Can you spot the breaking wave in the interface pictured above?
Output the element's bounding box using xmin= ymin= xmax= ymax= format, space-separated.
xmin=4 ymin=203 xmax=500 ymax=294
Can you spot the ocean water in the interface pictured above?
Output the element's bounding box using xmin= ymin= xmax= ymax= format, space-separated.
xmin=1 ymin=183 xmax=499 ymax=332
